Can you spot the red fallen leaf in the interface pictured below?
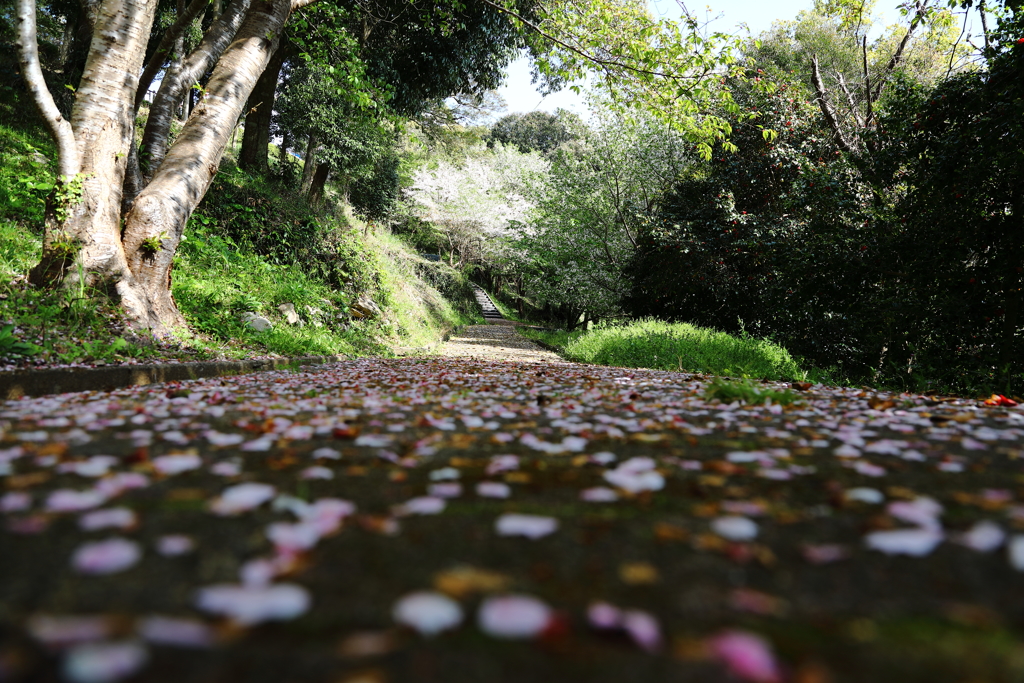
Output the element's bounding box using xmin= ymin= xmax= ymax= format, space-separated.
xmin=983 ymin=394 xmax=1018 ymax=407
xmin=790 ymin=382 xmax=813 ymax=391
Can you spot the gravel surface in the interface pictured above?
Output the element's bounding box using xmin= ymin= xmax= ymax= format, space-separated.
xmin=1 ymin=326 xmax=1023 ymax=682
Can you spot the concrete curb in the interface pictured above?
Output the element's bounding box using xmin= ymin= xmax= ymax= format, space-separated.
xmin=0 ymin=355 xmax=347 ymax=400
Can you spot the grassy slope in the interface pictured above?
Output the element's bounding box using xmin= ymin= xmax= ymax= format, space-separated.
xmin=0 ymin=85 xmax=476 ymax=366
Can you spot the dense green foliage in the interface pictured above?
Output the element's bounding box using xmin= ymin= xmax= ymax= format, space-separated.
xmin=556 ymin=319 xmax=808 ymax=381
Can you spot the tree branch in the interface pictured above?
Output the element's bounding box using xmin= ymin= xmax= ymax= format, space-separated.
xmin=835 ymin=72 xmax=865 ymax=128
xmin=16 ymin=0 xmax=80 ymax=180
xmin=135 ymin=0 xmax=211 ymax=112
xmin=871 ymin=0 xmax=928 ymax=102
xmin=811 ymin=54 xmax=854 ymax=153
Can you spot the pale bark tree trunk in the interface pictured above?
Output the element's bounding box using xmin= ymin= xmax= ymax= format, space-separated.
xmin=120 ymin=0 xmax=293 ymax=331
xmin=300 ymin=133 xmax=319 ymax=193
xmin=139 ymin=0 xmax=252 ymax=178
xmin=19 ymin=0 xmax=300 ymax=334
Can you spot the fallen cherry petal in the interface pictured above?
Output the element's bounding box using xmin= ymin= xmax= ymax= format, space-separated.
xmin=865 ymin=528 xmax=943 ymax=556
xmin=79 ymin=508 xmax=137 ymax=531
xmin=478 ymin=594 xmax=553 ymax=639
xmin=587 ymin=602 xmax=622 ymax=630
xmin=394 ymin=496 xmax=446 ymax=516
xmin=266 ymin=521 xmax=321 ymax=553
xmin=72 ymin=538 xmax=142 ymax=575
xmin=194 ymin=583 xmax=311 ymax=626
xmin=1008 ymin=535 xmax=1024 ymax=571
xmin=1 ymin=491 xmax=31 ymax=512
xmin=300 ymin=466 xmax=334 ymax=480
xmin=956 ymin=520 xmax=1005 ymax=552
xmin=428 ymin=482 xmax=462 ymax=498
xmin=845 ymin=488 xmax=884 ymax=504
xmin=47 ymin=489 xmax=107 ymax=513
xmin=581 ymin=487 xmax=619 ymax=502
xmin=801 ymin=544 xmax=851 ymax=564
xmin=209 ymin=483 xmax=276 ymax=516
xmin=711 ymin=516 xmax=758 ymax=542
xmin=887 ymin=497 xmax=943 ymax=530
xmin=392 ymin=591 xmax=463 ymax=636
xmin=622 ymin=610 xmax=662 ymax=652
xmin=155 ymin=535 xmax=195 ymax=557
xmin=152 ymin=453 xmax=202 ymax=475
xmin=137 ymin=616 xmax=214 ymax=648
xmin=63 ymin=641 xmax=148 ymax=683
xmin=476 ymin=481 xmax=511 ymax=498
xmin=28 ymin=614 xmax=112 ymax=646
xmin=495 ymin=513 xmax=558 ymax=539
xmin=709 ymin=630 xmax=782 ymax=683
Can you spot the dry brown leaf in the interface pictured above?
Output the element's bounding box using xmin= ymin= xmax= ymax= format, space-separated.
xmin=433 ymin=565 xmax=512 ymax=598
xmin=618 ymin=562 xmax=660 ymax=585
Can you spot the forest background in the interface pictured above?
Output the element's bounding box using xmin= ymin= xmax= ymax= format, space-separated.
xmin=1 ymin=0 xmax=1022 ymax=396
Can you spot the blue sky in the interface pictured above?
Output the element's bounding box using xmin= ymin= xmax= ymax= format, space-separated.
xmin=496 ymin=0 xmax=904 ymax=115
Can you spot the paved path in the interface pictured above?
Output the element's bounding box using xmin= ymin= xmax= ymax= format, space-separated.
xmin=440 ymin=321 xmax=562 ymax=364
xmin=2 ymin=344 xmax=1024 ymax=681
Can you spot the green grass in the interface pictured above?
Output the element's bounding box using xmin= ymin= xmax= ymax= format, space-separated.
xmin=546 ymin=318 xmax=809 ymax=381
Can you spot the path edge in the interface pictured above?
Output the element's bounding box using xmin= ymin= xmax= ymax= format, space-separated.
xmin=0 ymin=355 xmax=346 ymax=400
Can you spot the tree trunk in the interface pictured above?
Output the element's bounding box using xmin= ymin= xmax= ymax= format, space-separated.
xmin=300 ymin=133 xmax=319 ymax=193
xmin=120 ymin=0 xmax=293 ymax=332
xmin=307 ymin=162 xmax=330 ymax=205
xmin=139 ymin=0 xmax=252 ymax=179
xmin=239 ymin=41 xmax=291 ymax=175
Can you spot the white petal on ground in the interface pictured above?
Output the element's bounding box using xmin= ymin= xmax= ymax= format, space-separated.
xmin=581 ymin=486 xmax=619 ymax=502
xmin=194 ymin=583 xmax=311 ymax=626
xmin=210 ymin=461 xmax=241 ymax=477
xmin=0 ymin=491 xmax=31 ymax=512
xmin=603 ymin=462 xmax=665 ymax=493
xmin=833 ymin=444 xmax=861 ymax=458
xmin=311 ymin=447 xmax=341 ymax=459
xmin=956 ymin=520 xmax=1005 ymax=552
xmin=155 ymin=535 xmax=195 ymax=557
xmin=27 ymin=614 xmax=112 ymax=646
xmin=887 ymin=497 xmax=943 ymax=530
xmin=152 ymin=453 xmax=203 ymax=475
xmin=137 ymin=616 xmax=215 ymax=648
xmin=63 ymin=641 xmax=148 ymax=683
xmin=865 ymin=528 xmax=943 ymax=556
xmin=209 ymin=483 xmax=276 ymax=516
xmin=428 ymin=467 xmax=460 ymax=481
xmin=495 ymin=513 xmax=559 ymax=539
xmin=266 ymin=522 xmax=321 ymax=553
xmin=72 ymin=538 xmax=142 ymax=575
xmin=78 ymin=508 xmax=137 ymax=531
xmin=392 ymin=591 xmax=464 ymax=636
xmin=845 ymin=488 xmax=884 ymax=504
xmin=476 ymin=481 xmax=511 ymax=499
xmin=711 ymin=516 xmax=759 ymax=542
xmin=300 ymin=466 xmax=334 ymax=480
xmin=205 ymin=431 xmax=245 ymax=447
xmin=587 ymin=602 xmax=622 ymax=629
xmin=47 ymin=489 xmax=107 ymax=513
xmin=1008 ymin=535 xmax=1024 ymax=571
xmin=477 ymin=594 xmax=553 ymax=639
xmin=393 ymin=496 xmax=446 ymax=516
xmin=622 ymin=610 xmax=663 ymax=653
xmin=428 ymin=482 xmax=462 ymax=498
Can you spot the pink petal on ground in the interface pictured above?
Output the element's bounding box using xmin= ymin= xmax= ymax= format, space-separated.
xmin=152 ymin=453 xmax=202 ymax=475
xmin=155 ymin=535 xmax=195 ymax=557
xmin=194 ymin=583 xmax=311 ymax=626
xmin=495 ymin=513 xmax=559 ymax=539
xmin=297 ymin=498 xmax=355 ymax=535
xmin=63 ymin=641 xmax=148 ymax=683
xmin=28 ymin=614 xmax=112 ymax=646
xmin=300 ymin=466 xmax=334 ymax=480
xmin=47 ymin=489 xmax=107 ymax=513
xmin=394 ymin=496 xmax=446 ymax=516
xmin=428 ymin=482 xmax=462 ymax=498
xmin=137 ymin=616 xmax=215 ymax=648
xmin=477 ymin=594 xmax=553 ymax=639
xmin=79 ymin=508 xmax=137 ymax=531
xmin=956 ymin=520 xmax=1005 ymax=552
xmin=392 ymin=591 xmax=464 ymax=636
xmin=887 ymin=497 xmax=943 ymax=530
xmin=266 ymin=522 xmax=321 ymax=553
xmin=94 ymin=473 xmax=149 ymax=498
xmin=476 ymin=481 xmax=511 ymax=499
xmin=801 ymin=544 xmax=851 ymax=564
xmin=865 ymin=528 xmax=943 ymax=556
xmin=587 ymin=602 xmax=622 ymax=629
xmin=1 ymin=491 xmax=31 ymax=512
xmin=72 ymin=538 xmax=142 ymax=575
xmin=622 ymin=610 xmax=662 ymax=652
xmin=209 ymin=483 xmax=276 ymax=516
xmin=210 ymin=461 xmax=241 ymax=477
xmin=711 ymin=516 xmax=759 ymax=541
xmin=709 ymin=630 xmax=782 ymax=683
xmin=205 ymin=431 xmax=244 ymax=447
xmin=311 ymin=447 xmax=341 ymax=460
xmin=485 ymin=454 xmax=519 ymax=475
xmin=603 ymin=468 xmax=665 ymax=493
xmin=581 ymin=487 xmax=619 ymax=502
